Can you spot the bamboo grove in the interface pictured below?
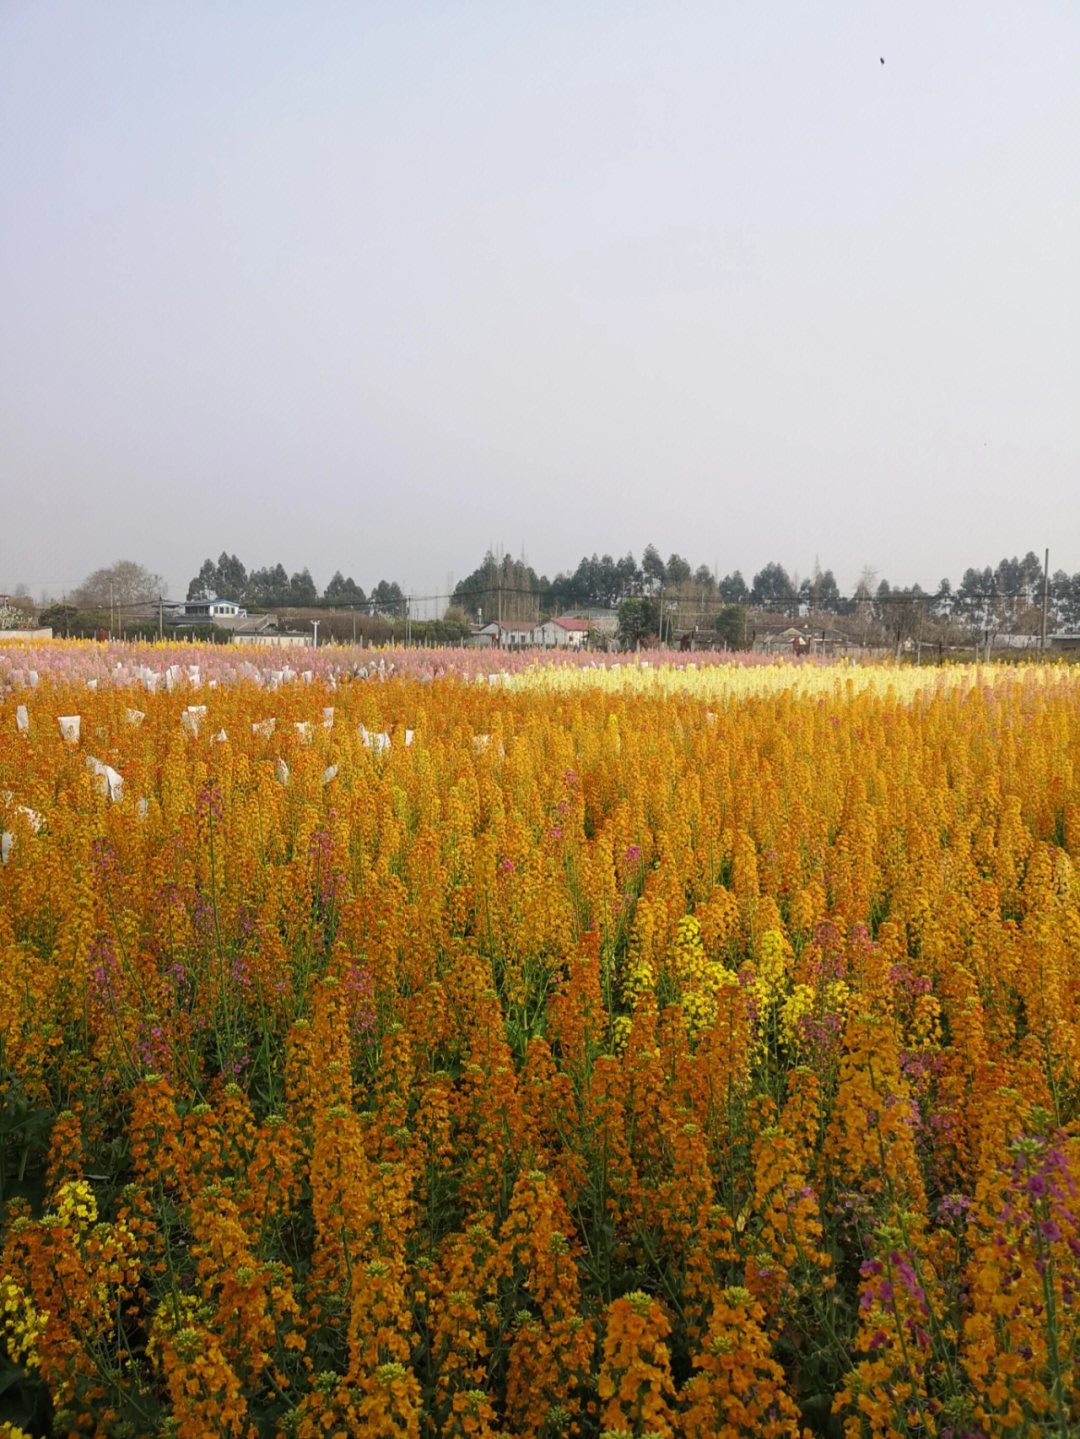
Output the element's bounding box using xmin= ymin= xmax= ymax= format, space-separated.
xmin=1 ymin=651 xmax=1079 ymax=1438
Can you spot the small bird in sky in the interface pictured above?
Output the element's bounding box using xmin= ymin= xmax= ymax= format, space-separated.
xmin=880 ymin=57 xmax=885 ymax=64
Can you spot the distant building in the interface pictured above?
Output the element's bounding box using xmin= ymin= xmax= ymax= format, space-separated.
xmin=757 ymin=626 xmax=807 ymax=654
xmin=184 ymin=599 xmax=246 ymax=620
xmin=562 ymin=606 xmax=619 ymax=637
xmin=466 ymin=622 xmax=504 ymax=649
xmin=812 ymin=627 xmax=852 ymax=654
xmin=535 ymin=617 xmax=592 ymax=649
xmin=218 ymin=614 xmax=278 ymax=638
xmin=167 ymin=604 xmax=278 ymax=641
xmin=503 ymin=623 xmax=536 ymax=648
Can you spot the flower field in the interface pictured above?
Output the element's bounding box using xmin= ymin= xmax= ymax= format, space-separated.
xmin=2 ymin=646 xmax=1079 ymax=1438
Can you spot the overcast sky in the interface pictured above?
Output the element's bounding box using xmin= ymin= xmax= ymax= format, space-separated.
xmin=3 ymin=0 xmax=1078 ymax=608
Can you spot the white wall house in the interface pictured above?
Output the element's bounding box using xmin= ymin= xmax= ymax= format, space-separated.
xmin=184 ymin=599 xmax=247 ymax=619
xmin=534 ymin=617 xmax=591 ymax=649
xmin=503 ymin=623 xmax=536 ymax=647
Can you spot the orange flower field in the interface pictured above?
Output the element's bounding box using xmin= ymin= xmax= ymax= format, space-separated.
xmin=2 ymin=651 xmax=1079 ymax=1438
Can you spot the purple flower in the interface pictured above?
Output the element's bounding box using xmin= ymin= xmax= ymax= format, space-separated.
xmin=190 ymin=893 xmax=213 ymax=937
xmin=346 ymin=965 xmax=375 ymax=1035
xmin=90 ymin=838 xmax=118 ymax=879
xmin=196 ymin=781 xmax=223 ymax=822
xmin=86 ymin=936 xmax=121 ymax=1007
xmin=937 ymin=1193 xmax=972 ymax=1225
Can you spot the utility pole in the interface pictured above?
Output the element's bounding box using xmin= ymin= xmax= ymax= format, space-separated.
xmin=352 ymin=608 xmax=356 ymax=646
xmin=405 ymin=597 xmax=411 ymax=647
xmin=311 ymin=618 xmax=319 ymax=648
xmin=658 ymin=586 xmax=664 ymax=646
xmin=1041 ymin=548 xmax=1050 ymax=652
xmin=158 ymin=594 xmax=163 ymax=641
xmin=915 ymin=599 xmax=924 ymax=666
xmin=110 ymin=581 xmax=114 ymax=639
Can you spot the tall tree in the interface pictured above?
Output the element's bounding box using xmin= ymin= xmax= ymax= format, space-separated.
xmin=372 ymin=580 xmax=405 ymax=617
xmin=615 ymin=553 xmax=641 ymax=598
xmin=1050 ymin=571 xmax=1080 ymax=628
xmin=930 ymin=578 xmax=954 ymax=621
xmin=750 ymin=562 xmax=794 ymax=613
xmin=665 ymin=553 xmax=692 ymax=585
xmin=571 ymin=554 xmax=598 ymax=605
xmin=717 ymin=571 xmax=748 ymax=604
xmin=288 ymin=569 xmax=318 ymax=606
xmin=186 ymin=553 xmax=246 ymax=602
xmin=712 ymin=605 xmax=749 ymax=649
xmin=323 ymin=572 xmax=367 ymax=606
xmin=617 ymin=596 xmax=658 ymax=648
xmin=215 ymin=553 xmax=248 ymax=603
xmin=247 ymin=564 xmax=290 ymax=607
xmin=454 ymin=550 xmax=539 ymax=624
xmin=800 ymin=567 xmax=842 ymax=614
xmin=956 ymin=566 xmax=995 ymax=629
xmin=641 ymin=545 xmax=665 ymax=592
xmin=595 ymin=554 xmax=619 ymax=607
xmin=188 ymin=559 xmax=218 ymax=602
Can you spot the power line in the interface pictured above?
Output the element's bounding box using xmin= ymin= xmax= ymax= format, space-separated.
xmin=17 ymin=584 xmax=1074 ymax=615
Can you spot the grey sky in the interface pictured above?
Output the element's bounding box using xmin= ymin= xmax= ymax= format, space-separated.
xmin=3 ymin=0 xmax=1078 ymax=608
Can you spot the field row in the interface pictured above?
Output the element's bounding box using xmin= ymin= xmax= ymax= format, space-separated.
xmin=1 ymin=663 xmax=1079 ymax=1437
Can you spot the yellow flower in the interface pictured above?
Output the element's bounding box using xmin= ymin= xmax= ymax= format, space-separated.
xmin=779 ymin=983 xmax=815 ymax=1047
xmin=55 ymin=1179 xmax=98 ymax=1230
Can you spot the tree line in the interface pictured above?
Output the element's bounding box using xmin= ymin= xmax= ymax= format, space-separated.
xmin=19 ymin=546 xmax=1080 ymax=643
xmin=186 ymin=554 xmax=408 ymax=617
xmin=172 ymin=545 xmax=1080 ymax=652
xmin=450 ymin=547 xmax=1080 ymax=632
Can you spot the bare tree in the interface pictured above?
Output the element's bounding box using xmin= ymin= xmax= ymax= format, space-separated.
xmin=73 ymin=560 xmax=165 ymax=610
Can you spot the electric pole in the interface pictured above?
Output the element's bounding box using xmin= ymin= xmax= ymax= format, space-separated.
xmin=1041 ymin=548 xmax=1050 ymax=652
